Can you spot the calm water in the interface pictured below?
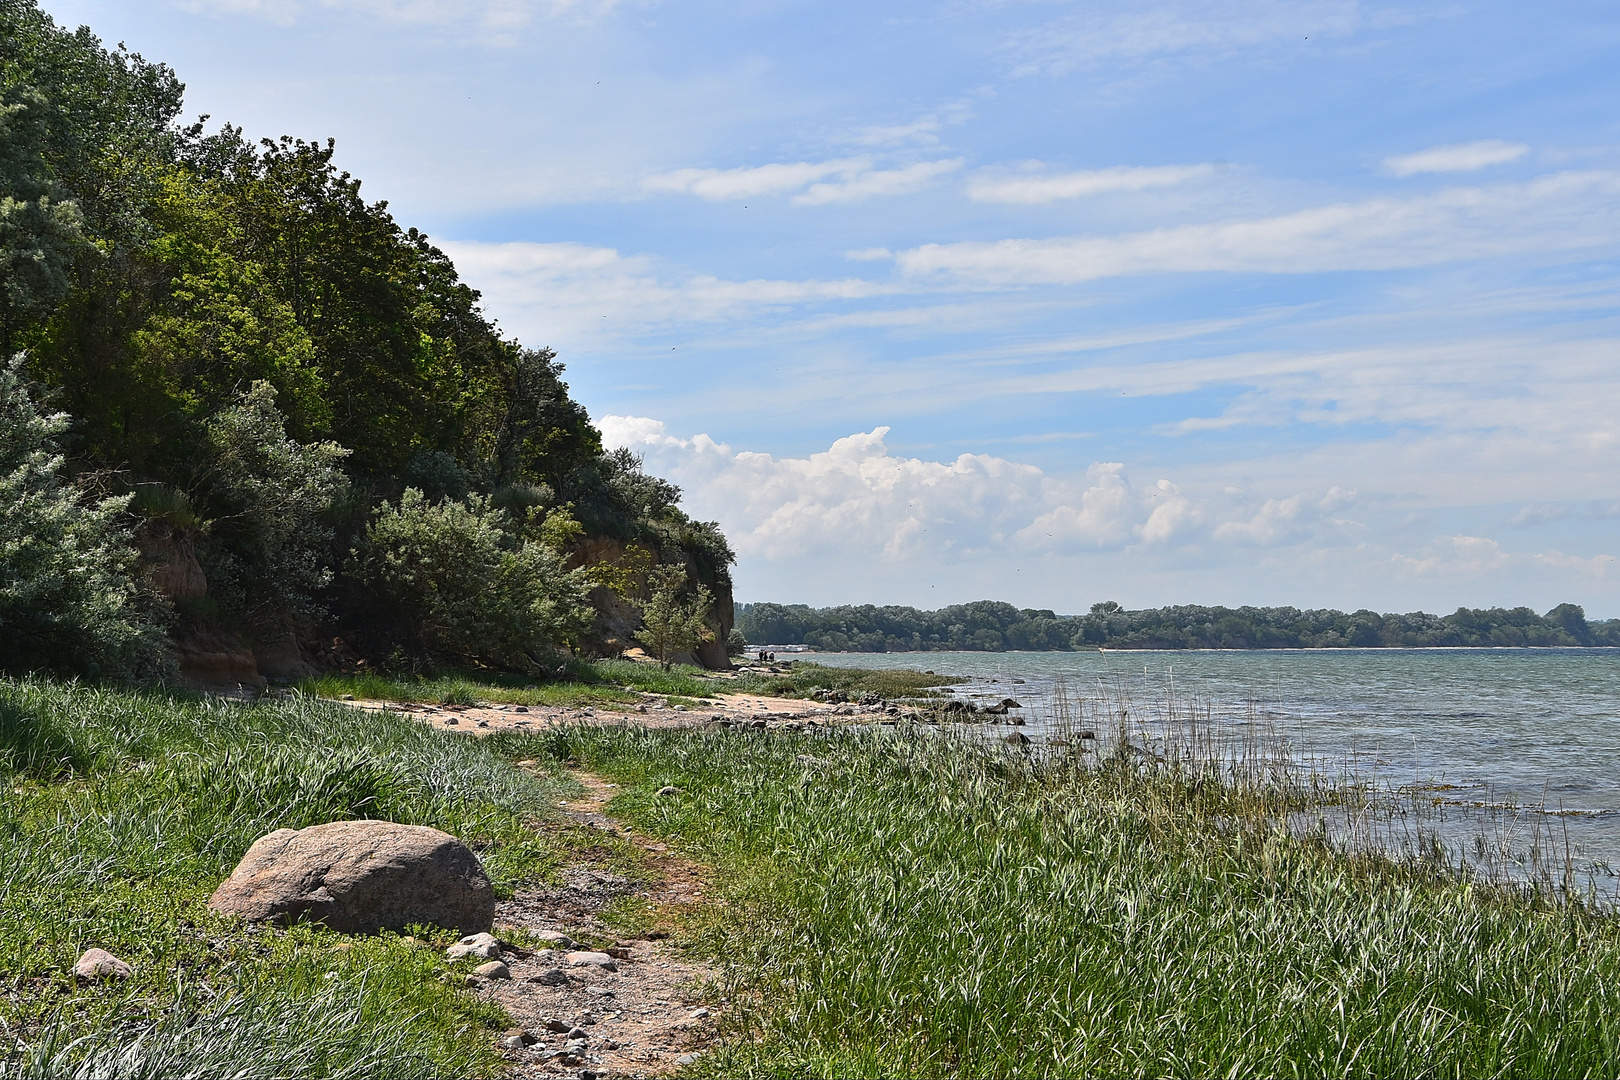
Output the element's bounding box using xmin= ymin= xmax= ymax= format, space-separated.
xmin=810 ymin=648 xmax=1620 ymax=881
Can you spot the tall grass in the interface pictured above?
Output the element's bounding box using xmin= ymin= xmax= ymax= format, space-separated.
xmin=0 ymin=678 xmax=572 ymax=1078
xmin=552 ymin=721 xmax=1620 ymax=1078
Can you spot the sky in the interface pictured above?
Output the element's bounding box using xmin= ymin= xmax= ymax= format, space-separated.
xmin=41 ymin=0 xmax=1620 ymax=616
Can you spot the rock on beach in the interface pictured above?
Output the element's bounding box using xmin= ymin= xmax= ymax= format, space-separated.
xmin=208 ymin=820 xmax=494 ymax=934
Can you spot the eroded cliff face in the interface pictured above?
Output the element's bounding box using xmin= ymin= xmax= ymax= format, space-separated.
xmin=134 ymin=525 xmax=265 ymax=690
xmin=568 ymin=536 xmax=734 ymax=670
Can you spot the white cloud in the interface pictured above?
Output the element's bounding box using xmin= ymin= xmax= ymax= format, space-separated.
xmin=643 ymin=160 xmax=866 ymax=201
xmin=897 ymin=171 xmax=1620 ymax=285
xmin=794 ymin=159 xmax=965 ymax=205
xmin=1004 ymin=0 xmax=1374 ymax=76
xmin=179 ymin=0 xmax=611 ymax=29
xmin=440 ymin=240 xmax=893 ymax=342
xmin=642 ymin=157 xmax=962 ymax=205
xmin=968 ymin=163 xmax=1218 ymax=204
xmin=599 ymin=417 xmax=1364 ymax=562
xmin=1384 ymin=140 xmax=1529 ymax=176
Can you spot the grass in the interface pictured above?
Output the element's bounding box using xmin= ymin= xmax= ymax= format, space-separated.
xmin=0 ymin=677 xmax=579 ymax=1079
xmin=298 ymin=658 xmax=959 ymax=709
xmin=539 ymin=721 xmax=1620 ymax=1079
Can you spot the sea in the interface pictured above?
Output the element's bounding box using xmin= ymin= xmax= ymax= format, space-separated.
xmin=807 ymin=648 xmax=1620 ymax=891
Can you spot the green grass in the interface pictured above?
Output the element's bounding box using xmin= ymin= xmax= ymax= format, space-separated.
xmin=301 ymin=659 xmax=958 ymax=710
xmin=0 ymin=678 xmax=578 ymax=1078
xmin=538 ymin=722 xmax=1620 ymax=1079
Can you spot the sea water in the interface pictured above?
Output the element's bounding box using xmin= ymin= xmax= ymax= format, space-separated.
xmin=811 ymin=648 xmax=1620 ymax=887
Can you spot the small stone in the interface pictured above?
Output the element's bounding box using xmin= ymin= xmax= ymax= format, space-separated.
xmin=1003 ymin=731 xmax=1031 ymax=745
xmin=444 ymin=716 xmax=459 ymax=725
xmin=544 ymin=1018 xmax=572 ymax=1033
xmin=476 ymin=719 xmax=489 ymax=727
xmin=447 ymin=932 xmax=502 ymax=961
xmin=690 ymin=1006 xmax=711 ymax=1018
xmin=566 ymin=1026 xmax=588 ymax=1041
xmin=340 ymin=693 xmax=355 ymax=701
xmin=655 ymin=785 xmax=680 ymax=797
xmin=475 ymin=960 xmax=511 ymax=979
xmin=566 ymin=950 xmax=618 ymax=971
xmin=500 ymin=1035 xmax=526 ymax=1050
xmin=536 ymin=930 xmax=575 ymax=948
xmin=676 ymin=1054 xmax=701 ymax=1066
xmin=605 ymin=946 xmax=630 ymax=959
xmin=527 ymin=968 xmax=569 ymax=986
xmin=586 ymin=986 xmax=616 ymax=997
xmin=513 ymin=705 xmax=528 ymax=713
xmin=72 ymin=948 xmax=131 ymax=981
xmin=503 ymin=1028 xmax=539 ymax=1046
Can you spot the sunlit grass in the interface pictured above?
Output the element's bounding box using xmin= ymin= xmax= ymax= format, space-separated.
xmin=0 ymin=678 xmax=575 ymax=1078
xmin=541 ymin=722 xmax=1620 ymax=1079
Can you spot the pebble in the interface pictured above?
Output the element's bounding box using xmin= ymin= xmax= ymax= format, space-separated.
xmin=444 ymin=716 xmax=459 ymax=725
xmin=72 ymin=948 xmax=131 ymax=981
xmin=446 ymin=933 xmax=502 ymax=961
xmin=690 ymin=1007 xmax=711 ymax=1019
xmin=543 ymin=1018 xmax=572 ymax=1033
xmin=526 ymin=968 xmax=569 ymax=986
xmin=535 ymin=930 xmax=575 ymax=948
xmin=474 ymin=960 xmax=511 ymax=979
xmin=566 ymin=950 xmax=618 ymax=971
xmin=676 ymin=1054 xmax=701 ymax=1065
xmin=566 ymin=1026 xmax=589 ymax=1041
xmin=586 ymin=986 xmax=616 ymax=998
xmin=655 ymin=785 xmax=680 ymax=797
xmin=513 ymin=705 xmax=528 ymax=713
xmin=1003 ymin=731 xmax=1031 ymax=745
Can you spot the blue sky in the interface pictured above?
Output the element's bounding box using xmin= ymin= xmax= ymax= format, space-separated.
xmin=42 ymin=0 xmax=1620 ymax=615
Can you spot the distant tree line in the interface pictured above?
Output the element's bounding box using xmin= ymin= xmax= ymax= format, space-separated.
xmin=736 ymin=600 xmax=1620 ymax=652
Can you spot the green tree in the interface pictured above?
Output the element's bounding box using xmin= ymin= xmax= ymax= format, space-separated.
xmin=634 ymin=565 xmax=713 ymax=670
xmin=0 ymin=358 xmax=167 ymax=677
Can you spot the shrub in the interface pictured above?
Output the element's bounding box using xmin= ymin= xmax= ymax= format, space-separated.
xmin=634 ymin=564 xmax=713 ymax=669
xmin=196 ymin=381 xmax=348 ymax=629
xmin=0 ymin=359 xmax=167 ymax=678
xmin=354 ymin=489 xmax=590 ymax=674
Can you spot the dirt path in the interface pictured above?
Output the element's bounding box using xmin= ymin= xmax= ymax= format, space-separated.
xmin=469 ymin=770 xmax=727 ymax=1079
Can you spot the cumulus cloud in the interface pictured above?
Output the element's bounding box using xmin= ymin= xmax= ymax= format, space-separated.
xmin=599 ymin=417 xmax=1363 ymax=563
xmin=897 ymin=171 xmax=1620 ymax=286
xmin=1384 ymin=140 xmax=1528 ymax=176
xmin=968 ymin=163 xmax=1218 ymax=204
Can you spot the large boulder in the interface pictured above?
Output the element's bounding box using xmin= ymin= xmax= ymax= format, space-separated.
xmin=208 ymin=820 xmax=494 ymax=934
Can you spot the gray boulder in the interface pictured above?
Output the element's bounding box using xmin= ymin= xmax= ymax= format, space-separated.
xmin=208 ymin=820 xmax=494 ymax=934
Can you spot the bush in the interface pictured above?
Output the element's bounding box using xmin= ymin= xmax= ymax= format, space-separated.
xmin=0 ymin=359 xmax=167 ymax=678
xmin=197 ymin=381 xmax=348 ymax=630
xmin=353 ymin=489 xmax=590 ymax=674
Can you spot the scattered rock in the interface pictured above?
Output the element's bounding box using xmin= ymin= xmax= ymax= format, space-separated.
xmin=526 ymin=968 xmax=569 ymax=986
xmin=543 ymin=1018 xmax=572 ymax=1033
xmin=586 ymin=986 xmax=616 ymax=998
xmin=1079 ymin=730 xmax=1096 ymax=740
xmin=535 ymin=930 xmax=575 ymax=948
xmin=475 ymin=960 xmax=512 ymax=979
xmin=500 ymin=1034 xmax=527 ymax=1050
xmin=566 ymin=950 xmax=618 ymax=971
xmin=605 ymin=945 xmax=630 ymax=959
xmin=447 ymin=932 xmax=502 ymax=961
xmin=1002 ymin=698 xmax=1023 ymax=708
xmin=750 ymin=719 xmax=767 ymax=730
xmin=72 ymin=948 xmax=131 ymax=981
xmin=690 ymin=1006 xmax=711 ymax=1019
xmin=566 ymin=1026 xmax=589 ymax=1041
xmin=676 ymin=1053 xmax=701 ymax=1065
xmin=208 ymin=820 xmax=495 ymax=934
xmin=1003 ymin=731 xmax=1031 ymax=745
xmin=655 ymin=785 xmax=680 ymax=797
xmin=444 ymin=716 xmax=459 ymax=725
xmin=340 ymin=693 xmax=355 ymax=701
xmin=512 ymin=705 xmax=528 ymax=713
xmin=503 ymin=1028 xmax=539 ymax=1047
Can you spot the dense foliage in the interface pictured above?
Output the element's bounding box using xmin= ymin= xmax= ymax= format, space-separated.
xmin=738 ymin=599 xmax=1620 ymax=651
xmin=0 ymin=0 xmax=730 ymax=675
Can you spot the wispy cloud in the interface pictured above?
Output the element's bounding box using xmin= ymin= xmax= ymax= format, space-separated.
xmin=1004 ymin=0 xmax=1374 ymax=76
xmin=795 ymin=159 xmax=964 ymax=205
xmin=898 ymin=171 xmax=1620 ymax=285
xmin=178 ymin=0 xmax=613 ymax=30
xmin=967 ymin=163 xmax=1218 ymax=204
xmin=1384 ymin=140 xmax=1529 ymax=176
xmin=643 ymin=160 xmax=867 ymax=201
xmin=642 ymin=157 xmax=963 ymax=205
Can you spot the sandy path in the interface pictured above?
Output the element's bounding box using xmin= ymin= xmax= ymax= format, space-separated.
xmin=472 ymin=770 xmax=726 ymax=1078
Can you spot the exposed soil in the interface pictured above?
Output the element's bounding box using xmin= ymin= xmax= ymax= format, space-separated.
xmin=348 ymin=691 xmax=904 ymax=735
xmin=470 ymin=771 xmax=728 ymax=1079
